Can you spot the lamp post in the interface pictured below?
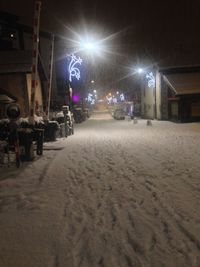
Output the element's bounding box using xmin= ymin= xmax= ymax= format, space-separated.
xmin=146 ymin=71 xmax=156 ymax=119
xmin=137 ymin=67 xmax=156 ymax=119
xmin=67 ymin=35 xmax=105 ymax=109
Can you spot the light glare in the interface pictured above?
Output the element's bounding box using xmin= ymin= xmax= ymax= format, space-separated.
xmin=138 ymin=68 xmax=143 ymax=74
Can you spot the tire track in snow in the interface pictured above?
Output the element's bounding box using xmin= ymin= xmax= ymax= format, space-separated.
xmin=120 ymin=132 xmax=200 ymax=263
xmin=59 ymin=141 xmax=144 ymax=267
xmin=2 ymin=117 xmax=197 ymax=267
xmin=136 ymin=172 xmax=200 ymax=265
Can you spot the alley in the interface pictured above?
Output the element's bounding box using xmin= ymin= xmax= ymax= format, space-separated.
xmin=0 ymin=111 xmax=200 ymax=267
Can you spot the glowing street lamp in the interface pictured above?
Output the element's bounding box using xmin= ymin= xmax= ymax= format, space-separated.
xmin=68 ymin=33 xmax=107 ymax=109
xmin=68 ymin=36 xmax=102 ymax=84
xmin=79 ymin=38 xmax=103 ymax=56
xmin=137 ymin=68 xmax=143 ymax=74
xmin=84 ymin=42 xmax=95 ymax=51
xmin=136 ymin=66 xmax=157 ymax=119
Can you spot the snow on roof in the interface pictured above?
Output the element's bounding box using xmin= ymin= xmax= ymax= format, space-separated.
xmin=54 ymin=112 xmax=64 ymax=118
xmin=0 ymin=116 xmax=44 ymax=125
xmin=0 ymin=118 xmax=9 ymax=124
xmin=17 ymin=115 xmax=44 ymax=124
xmin=0 ymin=88 xmax=17 ymax=103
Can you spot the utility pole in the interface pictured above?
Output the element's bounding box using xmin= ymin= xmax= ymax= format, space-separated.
xmin=46 ymin=33 xmax=55 ymax=120
xmin=29 ymin=1 xmax=41 ymax=124
xmin=154 ymin=69 xmax=157 ymax=119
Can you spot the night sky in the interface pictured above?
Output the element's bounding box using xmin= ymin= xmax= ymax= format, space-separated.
xmin=1 ymin=0 xmax=200 ymax=93
xmin=1 ymin=0 xmax=200 ymax=55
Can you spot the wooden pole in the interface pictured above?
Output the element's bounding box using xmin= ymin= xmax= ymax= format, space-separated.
xmin=46 ymin=34 xmax=55 ymax=120
xmin=29 ymin=1 xmax=41 ymax=124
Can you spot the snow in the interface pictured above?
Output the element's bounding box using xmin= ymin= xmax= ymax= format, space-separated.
xmin=54 ymin=111 xmax=64 ymax=118
xmin=0 ymin=111 xmax=200 ymax=267
xmin=0 ymin=115 xmax=44 ymax=125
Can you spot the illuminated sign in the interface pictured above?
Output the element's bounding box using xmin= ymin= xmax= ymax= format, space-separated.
xmin=68 ymin=54 xmax=82 ymax=82
xmin=146 ymin=72 xmax=155 ymax=88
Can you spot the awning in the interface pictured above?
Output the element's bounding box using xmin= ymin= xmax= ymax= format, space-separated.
xmin=0 ymin=88 xmax=17 ymax=103
xmin=163 ymin=72 xmax=200 ymax=95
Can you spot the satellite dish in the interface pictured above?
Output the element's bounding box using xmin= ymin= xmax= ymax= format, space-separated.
xmin=6 ymin=103 xmax=21 ymax=120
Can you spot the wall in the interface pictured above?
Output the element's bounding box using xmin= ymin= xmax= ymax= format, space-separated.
xmin=141 ymin=71 xmax=170 ymax=120
xmin=160 ymin=78 xmax=169 ymax=120
xmin=141 ymin=74 xmax=155 ymax=119
xmin=26 ymin=73 xmax=43 ymax=114
xmin=155 ymin=71 xmax=162 ymax=119
xmin=39 ymin=36 xmax=58 ymax=106
xmin=0 ymin=73 xmax=29 ymax=117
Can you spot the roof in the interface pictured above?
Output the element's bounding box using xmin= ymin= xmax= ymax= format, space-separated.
xmin=163 ymin=72 xmax=200 ymax=95
xmin=159 ymin=65 xmax=200 ymax=75
xmin=0 ymin=51 xmax=32 ymax=74
xmin=0 ymin=88 xmax=17 ymax=103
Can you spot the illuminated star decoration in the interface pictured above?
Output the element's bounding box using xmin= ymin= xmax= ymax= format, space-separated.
xmin=120 ymin=93 xmax=125 ymax=101
xmin=146 ymin=72 xmax=155 ymax=88
xmin=87 ymin=93 xmax=95 ymax=105
xmin=106 ymin=95 xmax=112 ymax=104
xmin=68 ymin=54 xmax=83 ymax=82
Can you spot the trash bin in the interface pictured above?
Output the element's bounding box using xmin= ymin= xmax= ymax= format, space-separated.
xmin=58 ymin=123 xmax=65 ymax=137
xmin=44 ymin=121 xmax=59 ymax=141
xmin=18 ymin=128 xmax=34 ymax=161
xmin=73 ymin=108 xmax=83 ymax=123
xmin=34 ymin=128 xmax=44 ymax=155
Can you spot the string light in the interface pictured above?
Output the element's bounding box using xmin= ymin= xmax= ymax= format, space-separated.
xmin=68 ymin=54 xmax=82 ymax=82
xmin=146 ymin=72 xmax=155 ymax=88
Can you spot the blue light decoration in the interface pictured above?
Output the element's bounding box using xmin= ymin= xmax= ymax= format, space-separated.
xmin=106 ymin=92 xmax=125 ymax=104
xmin=106 ymin=95 xmax=112 ymax=104
xmin=87 ymin=93 xmax=96 ymax=105
xmin=91 ymin=99 xmax=95 ymax=105
xmin=120 ymin=93 xmax=125 ymax=101
xmin=87 ymin=93 xmax=93 ymax=102
xmin=146 ymin=72 xmax=155 ymax=88
xmin=113 ymin=97 xmax=117 ymax=104
xmin=68 ymin=54 xmax=83 ymax=82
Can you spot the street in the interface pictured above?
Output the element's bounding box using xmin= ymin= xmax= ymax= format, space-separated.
xmin=0 ymin=111 xmax=200 ymax=267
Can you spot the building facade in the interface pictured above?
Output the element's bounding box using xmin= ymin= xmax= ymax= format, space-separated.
xmin=0 ymin=11 xmax=58 ymax=119
xmin=141 ymin=66 xmax=200 ymax=122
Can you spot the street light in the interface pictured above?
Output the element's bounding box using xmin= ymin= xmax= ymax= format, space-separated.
xmin=137 ymin=68 xmax=144 ymax=74
xmin=137 ymin=67 xmax=156 ymax=119
xmin=81 ymin=41 xmax=101 ymax=56
xmin=68 ymin=33 xmax=108 ymax=111
xmin=78 ymin=36 xmax=104 ymax=56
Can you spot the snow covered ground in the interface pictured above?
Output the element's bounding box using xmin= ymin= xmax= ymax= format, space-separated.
xmin=0 ymin=111 xmax=200 ymax=267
